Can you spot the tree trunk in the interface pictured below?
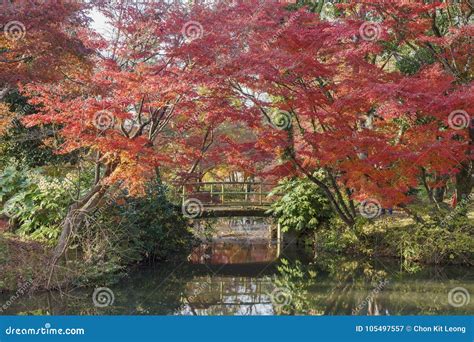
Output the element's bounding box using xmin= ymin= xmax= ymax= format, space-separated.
xmin=455 ymin=161 xmax=473 ymax=201
xmin=433 ymin=185 xmax=446 ymax=203
xmin=50 ymin=183 xmax=109 ymax=268
xmin=398 ymin=205 xmax=426 ymax=225
xmin=455 ymin=123 xmax=474 ymax=200
xmin=290 ymin=157 xmax=356 ymax=227
xmin=306 ymin=174 xmax=355 ymax=227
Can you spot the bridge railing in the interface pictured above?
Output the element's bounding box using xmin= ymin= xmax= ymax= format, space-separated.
xmin=179 ymin=182 xmax=279 ymax=207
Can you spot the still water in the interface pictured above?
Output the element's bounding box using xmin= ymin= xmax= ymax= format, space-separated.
xmin=1 ymin=217 xmax=473 ymax=315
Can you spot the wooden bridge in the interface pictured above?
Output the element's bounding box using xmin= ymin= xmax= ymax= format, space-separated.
xmin=180 ymin=181 xmax=279 ymax=217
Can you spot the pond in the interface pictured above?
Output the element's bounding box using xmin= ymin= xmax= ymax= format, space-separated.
xmin=1 ymin=217 xmax=473 ymax=315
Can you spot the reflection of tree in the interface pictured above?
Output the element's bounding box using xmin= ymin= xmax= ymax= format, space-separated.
xmin=271 ymin=256 xmax=393 ymax=315
xmin=3 ymin=251 xmax=473 ymax=315
xmin=0 ymin=263 xmax=195 ymax=315
xmin=304 ymin=256 xmax=474 ymax=315
xmin=312 ymin=255 xmax=390 ymax=315
xmin=272 ymin=259 xmax=315 ymax=315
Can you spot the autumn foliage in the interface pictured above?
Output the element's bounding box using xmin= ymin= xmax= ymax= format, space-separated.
xmin=1 ymin=0 xmax=472 ymax=229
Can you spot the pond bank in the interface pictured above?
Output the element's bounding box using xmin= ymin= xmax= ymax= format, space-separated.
xmin=0 ymin=235 xmax=51 ymax=293
xmin=0 ymin=239 xmax=472 ymax=315
xmin=0 ymin=213 xmax=472 ymax=295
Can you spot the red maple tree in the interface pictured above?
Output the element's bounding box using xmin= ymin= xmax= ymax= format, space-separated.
xmin=177 ymin=1 xmax=473 ymax=225
xmin=14 ymin=0 xmax=473 ymax=257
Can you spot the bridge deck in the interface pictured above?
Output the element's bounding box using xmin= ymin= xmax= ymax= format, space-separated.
xmin=178 ymin=181 xmax=280 ymax=217
xmin=200 ymin=207 xmax=271 ymax=217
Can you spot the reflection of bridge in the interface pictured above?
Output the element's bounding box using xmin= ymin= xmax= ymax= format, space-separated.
xmin=183 ymin=276 xmax=276 ymax=315
xmin=181 ymin=182 xmax=279 ymax=217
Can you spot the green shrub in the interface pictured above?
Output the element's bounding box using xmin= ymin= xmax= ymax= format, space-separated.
xmin=0 ymin=166 xmax=27 ymax=203
xmin=389 ymin=221 xmax=473 ymax=266
xmin=315 ymin=217 xmax=361 ymax=253
xmin=267 ymin=177 xmax=333 ymax=234
xmin=71 ymin=179 xmax=195 ymax=285
xmin=109 ymin=180 xmax=194 ymax=260
xmin=0 ymin=166 xmax=74 ymax=243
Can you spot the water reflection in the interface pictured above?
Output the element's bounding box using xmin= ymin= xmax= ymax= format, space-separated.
xmin=180 ymin=276 xmax=275 ymax=315
xmin=194 ymin=217 xmax=273 ymax=240
xmin=0 ymin=217 xmax=473 ymax=316
xmin=189 ymin=242 xmax=278 ymax=265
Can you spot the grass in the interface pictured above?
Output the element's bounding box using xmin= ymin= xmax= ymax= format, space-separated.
xmin=0 ymin=233 xmax=81 ymax=293
xmin=0 ymin=234 xmax=49 ymax=292
xmin=0 ymin=203 xmax=472 ymax=292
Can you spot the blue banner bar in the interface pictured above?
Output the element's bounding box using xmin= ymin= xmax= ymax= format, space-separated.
xmin=0 ymin=316 xmax=473 ymax=342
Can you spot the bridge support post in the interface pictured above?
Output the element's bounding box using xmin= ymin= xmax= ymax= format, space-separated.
xmin=276 ymin=222 xmax=282 ymax=257
xmin=277 ymin=222 xmax=281 ymax=242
